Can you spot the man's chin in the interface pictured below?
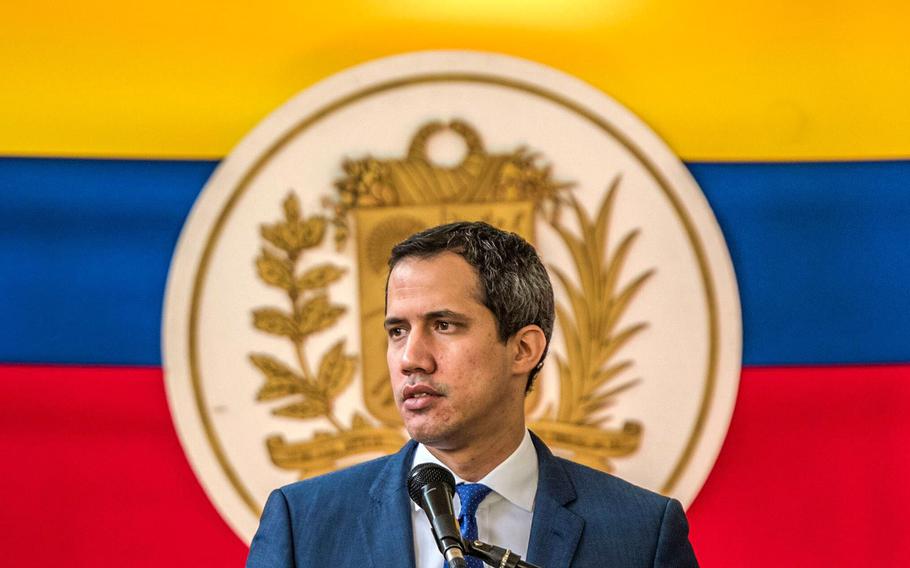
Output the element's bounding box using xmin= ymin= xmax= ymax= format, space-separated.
xmin=404 ymin=423 xmax=456 ymax=449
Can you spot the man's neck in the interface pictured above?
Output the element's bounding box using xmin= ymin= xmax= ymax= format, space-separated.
xmin=424 ymin=423 xmax=526 ymax=482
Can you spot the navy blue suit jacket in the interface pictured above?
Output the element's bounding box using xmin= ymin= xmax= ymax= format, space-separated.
xmin=246 ymin=434 xmax=699 ymax=567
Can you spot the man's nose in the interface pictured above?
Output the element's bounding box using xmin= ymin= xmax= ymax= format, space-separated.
xmin=400 ymin=329 xmax=435 ymax=375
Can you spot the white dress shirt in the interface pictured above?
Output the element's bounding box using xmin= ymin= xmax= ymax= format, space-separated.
xmin=410 ymin=429 xmax=539 ymax=568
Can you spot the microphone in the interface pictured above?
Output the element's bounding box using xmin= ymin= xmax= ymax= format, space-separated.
xmin=407 ymin=463 xmax=468 ymax=568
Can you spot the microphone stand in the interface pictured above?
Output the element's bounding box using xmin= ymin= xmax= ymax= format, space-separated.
xmin=464 ymin=539 xmax=543 ymax=568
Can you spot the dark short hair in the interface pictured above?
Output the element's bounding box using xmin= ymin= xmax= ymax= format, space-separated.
xmin=387 ymin=221 xmax=554 ymax=391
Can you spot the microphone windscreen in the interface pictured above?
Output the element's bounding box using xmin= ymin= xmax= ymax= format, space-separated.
xmin=407 ymin=463 xmax=456 ymax=504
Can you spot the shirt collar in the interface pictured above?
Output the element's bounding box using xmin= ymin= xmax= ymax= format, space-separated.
xmin=410 ymin=429 xmax=538 ymax=513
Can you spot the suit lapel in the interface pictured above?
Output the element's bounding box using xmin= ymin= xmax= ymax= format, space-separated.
xmin=359 ymin=440 xmax=418 ymax=568
xmin=358 ymin=436 xmax=584 ymax=568
xmin=526 ymin=434 xmax=584 ymax=568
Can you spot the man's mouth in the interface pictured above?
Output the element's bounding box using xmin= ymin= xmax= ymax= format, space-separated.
xmin=401 ymin=383 xmax=444 ymax=410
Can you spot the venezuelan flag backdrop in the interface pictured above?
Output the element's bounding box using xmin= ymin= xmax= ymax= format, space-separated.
xmin=2 ymin=2 xmax=909 ymax=566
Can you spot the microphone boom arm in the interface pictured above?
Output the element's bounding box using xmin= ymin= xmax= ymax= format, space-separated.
xmin=465 ymin=539 xmax=543 ymax=568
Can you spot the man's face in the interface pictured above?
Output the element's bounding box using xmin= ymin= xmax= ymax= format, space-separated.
xmin=384 ymin=252 xmax=526 ymax=450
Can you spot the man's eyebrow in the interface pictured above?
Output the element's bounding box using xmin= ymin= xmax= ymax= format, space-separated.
xmin=425 ymin=309 xmax=468 ymax=321
xmin=383 ymin=316 xmax=405 ymax=329
xmin=383 ymin=310 xmax=469 ymax=328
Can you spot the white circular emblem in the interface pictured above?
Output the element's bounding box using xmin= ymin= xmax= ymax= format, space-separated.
xmin=163 ymin=51 xmax=741 ymax=542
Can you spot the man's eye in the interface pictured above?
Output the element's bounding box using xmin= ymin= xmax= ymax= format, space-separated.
xmin=436 ymin=321 xmax=451 ymax=331
xmin=388 ymin=327 xmax=405 ymax=338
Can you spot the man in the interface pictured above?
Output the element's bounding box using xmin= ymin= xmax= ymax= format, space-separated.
xmin=246 ymin=221 xmax=699 ymax=567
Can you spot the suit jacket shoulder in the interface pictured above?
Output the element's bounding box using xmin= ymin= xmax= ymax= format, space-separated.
xmin=278 ymin=451 xmax=395 ymax=518
xmin=246 ymin=442 xmax=418 ymax=568
xmin=529 ymin=434 xmax=698 ymax=568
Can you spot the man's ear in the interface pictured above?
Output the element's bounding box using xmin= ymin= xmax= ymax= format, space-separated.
xmin=511 ymin=324 xmax=547 ymax=376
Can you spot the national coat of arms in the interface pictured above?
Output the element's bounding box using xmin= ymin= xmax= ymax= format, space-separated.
xmin=163 ymin=52 xmax=742 ymax=543
xmin=250 ymin=120 xmax=650 ymax=477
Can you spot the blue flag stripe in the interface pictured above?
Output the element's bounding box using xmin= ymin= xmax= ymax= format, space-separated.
xmin=2 ymin=157 xmax=908 ymax=367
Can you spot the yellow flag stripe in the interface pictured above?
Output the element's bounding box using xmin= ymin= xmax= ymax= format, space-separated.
xmin=3 ymin=1 xmax=909 ymax=160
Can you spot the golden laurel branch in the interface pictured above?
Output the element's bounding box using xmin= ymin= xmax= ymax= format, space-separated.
xmin=532 ymin=177 xmax=652 ymax=472
xmin=249 ymin=192 xmax=404 ymax=478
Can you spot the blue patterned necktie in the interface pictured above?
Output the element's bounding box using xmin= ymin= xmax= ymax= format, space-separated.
xmin=448 ymin=483 xmax=493 ymax=568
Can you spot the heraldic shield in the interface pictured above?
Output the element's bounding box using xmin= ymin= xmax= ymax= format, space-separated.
xmin=347 ymin=120 xmax=540 ymax=427
xmin=262 ymin=119 xmax=644 ymax=478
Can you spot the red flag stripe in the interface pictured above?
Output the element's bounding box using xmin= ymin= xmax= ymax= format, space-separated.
xmin=688 ymin=365 xmax=910 ymax=566
xmin=0 ymin=365 xmax=248 ymax=566
xmin=1 ymin=364 xmax=908 ymax=566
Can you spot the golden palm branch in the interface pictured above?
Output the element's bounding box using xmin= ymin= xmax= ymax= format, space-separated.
xmin=549 ymin=177 xmax=653 ymax=426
